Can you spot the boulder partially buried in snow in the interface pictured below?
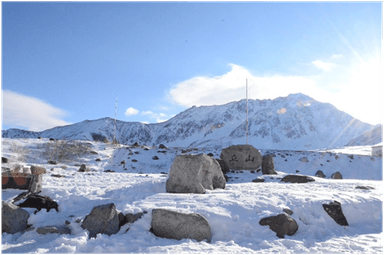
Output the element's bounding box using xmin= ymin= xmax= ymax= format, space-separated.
xmin=166 ymin=154 xmax=225 ymax=194
xmin=322 ymin=201 xmax=349 ymax=226
xmin=280 ymin=175 xmax=315 ymax=183
xmin=2 ymin=201 xmax=30 ymax=234
xmin=261 ymin=154 xmax=277 ymax=175
xmin=259 ymin=213 xmax=298 ymax=238
xmin=81 ymin=203 xmax=121 ymax=238
xmin=220 ymin=145 xmax=262 ymax=170
xmin=151 ymin=209 xmax=211 ymax=242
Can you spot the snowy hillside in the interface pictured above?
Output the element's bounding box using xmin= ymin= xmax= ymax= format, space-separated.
xmin=1 ymin=138 xmax=383 ymax=253
xmin=2 ymin=93 xmax=378 ymax=150
xmin=346 ymin=125 xmax=382 ymax=146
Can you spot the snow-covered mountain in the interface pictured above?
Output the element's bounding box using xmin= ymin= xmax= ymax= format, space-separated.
xmin=2 ymin=93 xmax=378 ymax=150
xmin=346 ymin=125 xmax=382 ymax=146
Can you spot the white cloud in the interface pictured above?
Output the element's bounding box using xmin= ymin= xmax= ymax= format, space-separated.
xmin=312 ymin=60 xmax=336 ymax=71
xmin=169 ymin=63 xmax=321 ymax=108
xmin=142 ymin=111 xmax=169 ymax=123
xmin=2 ymin=90 xmax=69 ymax=131
xmin=168 ymin=59 xmax=382 ymax=125
xmin=125 ymin=107 xmax=139 ymax=117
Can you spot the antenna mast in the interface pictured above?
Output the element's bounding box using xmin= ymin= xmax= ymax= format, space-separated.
xmin=246 ymin=79 xmax=249 ymax=145
xmin=114 ymin=97 xmax=118 ymax=145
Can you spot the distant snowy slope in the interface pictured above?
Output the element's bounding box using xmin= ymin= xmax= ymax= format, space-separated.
xmin=2 ymin=93 xmax=376 ymax=150
xmin=346 ymin=125 xmax=382 ymax=146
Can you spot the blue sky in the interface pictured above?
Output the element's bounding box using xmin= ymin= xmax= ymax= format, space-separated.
xmin=1 ymin=1 xmax=382 ymax=131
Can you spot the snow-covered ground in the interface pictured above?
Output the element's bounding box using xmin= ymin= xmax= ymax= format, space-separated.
xmin=1 ymin=138 xmax=383 ymax=253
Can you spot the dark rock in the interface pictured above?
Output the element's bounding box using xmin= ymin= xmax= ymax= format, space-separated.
xmin=134 ymin=152 xmax=139 ymax=154
xmin=315 ymin=170 xmax=326 ymax=178
xmin=159 ymin=144 xmax=167 ymax=149
xmin=49 ymin=138 xmax=56 ymax=141
xmin=166 ymin=154 xmax=225 ymax=194
xmin=104 ymin=170 xmax=115 ymax=173
xmin=252 ymin=178 xmax=265 ymax=183
xmin=331 ymin=171 xmax=343 ymax=179
xmin=261 ymin=154 xmax=277 ymax=175
xmin=259 ymin=213 xmax=298 ymax=238
xmin=2 ymin=201 xmax=30 ymax=234
xmin=322 ymin=201 xmax=349 ymax=226
xmin=125 ymin=211 xmax=147 ymax=224
xmin=280 ymin=175 xmax=315 ymax=183
xmin=132 ymin=159 xmax=138 ymax=162
xmin=78 ymin=164 xmax=89 ymax=172
xmin=216 ymin=159 xmax=230 ymax=174
xmin=151 ymin=209 xmax=211 ymax=242
xmin=37 ymin=225 xmax=71 ymax=235
xmin=95 ymin=158 xmax=101 ymax=162
xmin=90 ymin=151 xmax=98 ymax=155
xmin=355 ymin=186 xmax=375 ymax=190
xmin=207 ymin=153 xmax=214 ymax=157
xmin=133 ymin=142 xmax=140 ymax=147
xmin=2 ymin=157 xmax=8 ymax=164
xmin=81 ymin=203 xmax=121 ymax=238
xmin=48 ymin=160 xmax=57 ymax=165
xmin=51 ymin=174 xmax=66 ymax=178
xmin=283 ymin=208 xmax=293 ymax=215
xmin=157 ymin=150 xmax=166 ymax=154
xmin=295 ymin=170 xmax=299 ymax=173
xmin=152 ymin=156 xmax=159 ymax=160
xmin=16 ymin=194 xmax=59 ymax=214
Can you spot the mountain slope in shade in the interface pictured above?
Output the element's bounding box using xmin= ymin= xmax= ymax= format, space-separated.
xmin=346 ymin=125 xmax=382 ymax=146
xmin=2 ymin=93 xmax=377 ymax=150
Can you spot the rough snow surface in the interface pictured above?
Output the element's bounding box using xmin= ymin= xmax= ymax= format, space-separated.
xmin=1 ymin=138 xmax=383 ymax=253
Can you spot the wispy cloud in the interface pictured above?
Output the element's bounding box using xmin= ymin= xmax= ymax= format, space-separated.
xmin=312 ymin=60 xmax=336 ymax=71
xmin=142 ymin=111 xmax=171 ymax=123
xmin=125 ymin=107 xmax=139 ymax=116
xmin=2 ymin=90 xmax=69 ymax=131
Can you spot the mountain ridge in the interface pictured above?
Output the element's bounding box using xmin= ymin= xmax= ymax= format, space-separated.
xmin=2 ymin=93 xmax=379 ymax=150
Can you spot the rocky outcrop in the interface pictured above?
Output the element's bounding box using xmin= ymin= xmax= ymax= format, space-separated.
xmin=151 ymin=209 xmax=211 ymax=242
xmin=166 ymin=154 xmax=226 ymax=194
xmin=220 ymin=145 xmax=262 ymax=170
xmin=81 ymin=203 xmax=121 ymax=238
xmin=261 ymin=154 xmax=277 ymax=175
xmin=280 ymin=175 xmax=315 ymax=183
xmin=322 ymin=201 xmax=349 ymax=226
xmin=2 ymin=201 xmax=30 ymax=234
xmin=259 ymin=213 xmax=298 ymax=238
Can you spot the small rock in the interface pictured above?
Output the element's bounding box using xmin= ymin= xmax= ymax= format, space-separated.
xmin=78 ymin=164 xmax=89 ymax=172
xmin=252 ymin=178 xmax=265 ymax=183
xmin=37 ymin=225 xmax=71 ymax=235
xmin=259 ymin=214 xmax=298 ymax=238
xmin=159 ymin=144 xmax=167 ymax=149
xmin=299 ymin=157 xmax=309 ymax=163
xmin=322 ymin=201 xmax=349 ymax=226
xmin=331 ymin=171 xmax=343 ymax=179
xmin=315 ymin=170 xmax=326 ymax=178
xmin=48 ymin=160 xmax=57 ymax=165
xmin=355 ymin=186 xmax=375 ymax=190
xmin=51 ymin=174 xmax=66 ymax=178
xmin=283 ymin=208 xmax=293 ymax=215
xmin=152 ymin=156 xmax=159 ymax=160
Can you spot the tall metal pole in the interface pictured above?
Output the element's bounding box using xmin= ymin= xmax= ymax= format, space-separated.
xmin=246 ymin=79 xmax=249 ymax=145
xmin=114 ymin=97 xmax=118 ymax=145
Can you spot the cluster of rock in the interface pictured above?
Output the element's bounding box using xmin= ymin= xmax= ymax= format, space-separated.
xmin=2 ymin=144 xmax=353 ymax=241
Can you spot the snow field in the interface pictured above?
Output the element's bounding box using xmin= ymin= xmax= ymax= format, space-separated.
xmin=1 ymin=138 xmax=383 ymax=253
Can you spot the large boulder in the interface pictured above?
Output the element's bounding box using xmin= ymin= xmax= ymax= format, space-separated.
xmin=2 ymin=201 xmax=30 ymax=234
xmin=261 ymin=154 xmax=277 ymax=175
xmin=259 ymin=213 xmax=298 ymax=238
xmin=166 ymin=154 xmax=226 ymax=194
xmin=151 ymin=209 xmax=211 ymax=242
xmin=280 ymin=175 xmax=315 ymax=183
xmin=322 ymin=201 xmax=349 ymax=226
xmin=2 ymin=165 xmax=46 ymax=193
xmin=220 ymin=145 xmax=262 ymax=170
xmin=81 ymin=203 xmax=121 ymax=238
